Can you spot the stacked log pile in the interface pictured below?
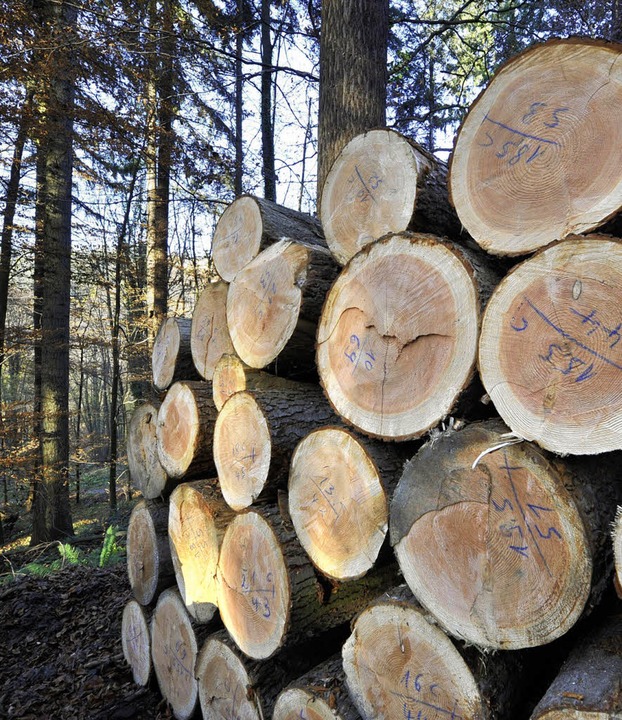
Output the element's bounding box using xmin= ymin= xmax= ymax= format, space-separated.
xmin=121 ymin=37 xmax=622 ymax=720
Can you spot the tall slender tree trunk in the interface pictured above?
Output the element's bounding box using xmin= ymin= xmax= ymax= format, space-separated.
xmin=261 ymin=0 xmax=276 ymax=201
xmin=74 ymin=343 xmax=84 ymax=506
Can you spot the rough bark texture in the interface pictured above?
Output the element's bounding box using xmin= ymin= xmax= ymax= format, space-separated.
xmin=122 ymin=600 xmax=152 ymax=687
xmin=615 ymin=507 xmax=622 ymax=597
xmin=449 ymin=38 xmax=622 ymax=256
xmin=152 ymin=317 xmax=200 ymax=391
xmin=212 ymin=195 xmax=326 ymax=282
xmin=126 ymin=401 xmax=171 ymax=499
xmin=190 ymin=280 xmax=235 ymax=381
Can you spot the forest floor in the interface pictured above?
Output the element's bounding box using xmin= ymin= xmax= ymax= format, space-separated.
xmin=0 ymin=479 xmax=171 ymax=719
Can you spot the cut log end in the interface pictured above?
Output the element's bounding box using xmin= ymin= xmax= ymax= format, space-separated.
xmin=212 ymin=353 xmax=247 ymax=411
xmin=274 ymin=688 xmax=344 ymax=720
xmin=157 ymin=382 xmax=200 ymax=477
xmin=121 ymin=600 xmax=151 ymax=687
xmin=212 ymin=196 xmax=264 ymax=282
xmin=317 ymin=233 xmax=479 ymax=440
xmin=127 ymin=402 xmax=168 ymax=499
xmin=127 ymin=501 xmax=165 ymax=605
xmin=288 ymin=427 xmax=388 ymax=580
xmin=152 ymin=317 xmax=182 ymax=391
xmin=191 ymin=281 xmax=235 ymax=381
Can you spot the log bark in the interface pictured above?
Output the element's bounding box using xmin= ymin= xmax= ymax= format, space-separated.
xmin=127 ymin=498 xmax=175 ymax=606
xmin=190 ymin=280 xmax=235 ymax=381
xmin=126 ymin=401 xmax=170 ymax=499
xmin=156 ymin=380 xmax=218 ymax=479
xmin=390 ymin=419 xmax=621 ymax=650
xmin=168 ymin=480 xmax=236 ymax=623
xmin=342 ymin=585 xmax=527 ymax=720
xmin=216 ymin=504 xmax=401 ymax=660
xmin=121 ymin=599 xmax=152 ymax=687
xmin=320 ymin=128 xmax=461 ymax=265
xmin=479 ymin=233 xmax=622 ymax=454
xmin=317 ymin=232 xmax=496 ymax=440
xmin=212 ymin=195 xmax=326 ymax=282
xmin=213 ymin=382 xmax=340 ymax=510
xmin=152 ymin=317 xmax=200 ymax=392
xmin=615 ymin=507 xmax=622 ymax=598
xmin=288 ymin=426 xmax=412 ymax=581
xmin=273 ymin=656 xmax=361 ymax=720
xmin=227 ymin=238 xmax=340 ymax=379
xmin=530 ymin=614 xmax=622 ymax=719
xmin=449 ymin=38 xmax=622 ymax=256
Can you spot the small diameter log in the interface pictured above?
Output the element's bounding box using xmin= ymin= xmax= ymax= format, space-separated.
xmin=320 ymin=128 xmax=460 ymax=266
xmin=127 ymin=498 xmax=175 ymax=606
xmin=288 ymin=426 xmax=411 ymax=581
xmin=190 ymin=280 xmax=235 ymax=381
xmin=213 ymin=382 xmax=340 ymax=510
xmin=449 ymin=38 xmax=622 ymax=256
xmin=216 ymin=505 xmax=401 ymax=660
xmin=479 ymin=234 xmax=622 ymax=454
xmin=156 ymin=380 xmax=217 ymax=479
xmin=530 ymin=614 xmax=622 ymax=719
xmin=168 ymin=480 xmax=236 ymax=623
xmin=317 ymin=232 xmax=491 ymax=440
xmin=152 ymin=317 xmax=200 ymax=392
xmin=151 ymin=588 xmax=217 ymax=720
xmin=127 ymin=401 xmax=170 ymax=499
xmin=342 ymin=586 xmax=526 ymax=720
xmin=273 ymin=656 xmax=361 ymax=720
xmin=227 ymin=238 xmax=339 ymax=378
xmin=212 ymin=194 xmax=326 ymax=282
xmin=391 ymin=419 xmax=621 ymax=650
xmin=122 ymin=599 xmax=152 ymax=687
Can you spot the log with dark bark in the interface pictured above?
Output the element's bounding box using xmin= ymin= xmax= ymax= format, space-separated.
xmin=121 ymin=599 xmax=152 ymax=687
xmin=449 ymin=38 xmax=622 ymax=256
xmin=391 ymin=419 xmax=622 ymax=650
xmin=226 ymin=238 xmax=339 ymax=378
xmin=156 ymin=380 xmax=217 ymax=479
xmin=479 ymin=234 xmax=622 ymax=454
xmin=126 ymin=401 xmax=170 ymax=499
xmin=614 ymin=506 xmax=622 ymax=598
xmin=190 ymin=280 xmax=235 ymax=381
xmin=127 ymin=498 xmax=175 ymax=606
xmin=317 ymin=232 xmax=496 ymax=440
xmin=168 ymin=479 xmax=236 ymax=623
xmin=288 ymin=426 xmax=412 ymax=581
xmin=530 ymin=614 xmax=622 ymax=718
xmin=213 ymin=381 xmax=340 ymax=510
xmin=216 ymin=504 xmax=401 ymax=660
xmin=320 ymin=128 xmax=461 ymax=265
xmin=212 ymin=194 xmax=326 ymax=282
xmin=152 ymin=317 xmax=200 ymax=392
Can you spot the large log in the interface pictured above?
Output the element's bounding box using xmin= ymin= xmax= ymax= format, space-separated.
xmin=614 ymin=506 xmax=622 ymax=598
xmin=168 ymin=480 xmax=236 ymax=623
xmin=317 ymin=232 xmax=495 ymax=440
xmin=226 ymin=238 xmax=340 ymax=378
xmin=156 ymin=380 xmax=217 ymax=479
xmin=320 ymin=128 xmax=461 ymax=266
xmin=212 ymin=194 xmax=326 ymax=282
xmin=479 ymin=234 xmax=622 ymax=454
xmin=190 ymin=280 xmax=235 ymax=381
xmin=126 ymin=401 xmax=170 ymax=499
xmin=152 ymin=317 xmax=200 ymax=392
xmin=449 ymin=38 xmax=622 ymax=256
xmin=127 ymin=498 xmax=175 ymax=606
xmin=391 ymin=419 xmax=621 ymax=650
xmin=121 ymin=599 xmax=152 ymax=687
xmin=530 ymin=614 xmax=622 ymax=719
xmin=216 ymin=505 xmax=401 ymax=660
xmin=213 ymin=381 xmax=340 ymax=510
xmin=288 ymin=426 xmax=411 ymax=580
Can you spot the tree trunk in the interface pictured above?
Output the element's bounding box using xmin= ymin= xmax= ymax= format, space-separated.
xmin=288 ymin=426 xmax=412 ymax=581
xmin=391 ymin=419 xmax=621 ymax=651
xmin=449 ymin=38 xmax=622 ymax=256
xmin=227 ymin=238 xmax=339 ymax=378
xmin=317 ymin=0 xmax=388 ymax=205
xmin=234 ymin=0 xmax=244 ymax=195
xmin=121 ymin=599 xmax=152 ymax=687
xmin=530 ymin=614 xmax=622 ymax=718
xmin=126 ymin=498 xmax=175 ymax=606
xmin=212 ymin=195 xmax=326 ymax=283
xmin=156 ymin=380 xmax=217 ymax=480
xmin=479 ymin=233 xmax=622 ymax=455
xmin=152 ymin=317 xmax=200 ymax=391
xmin=190 ymin=280 xmax=235 ymax=381
xmin=126 ymin=401 xmax=170 ymax=499
xmin=216 ymin=504 xmax=401 ymax=660
xmin=316 ymin=232 xmax=495 ymax=441
xmin=213 ymin=381 xmax=340 ymax=510
xmin=168 ymin=480 xmax=236 ymax=623
xmin=320 ymin=128 xmax=460 ymax=265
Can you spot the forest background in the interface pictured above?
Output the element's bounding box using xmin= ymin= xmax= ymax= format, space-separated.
xmin=0 ymin=0 xmax=618 ymax=546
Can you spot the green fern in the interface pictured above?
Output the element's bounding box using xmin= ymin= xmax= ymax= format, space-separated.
xmin=99 ymin=524 xmax=121 ymax=567
xmin=58 ymin=542 xmax=82 ymax=566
